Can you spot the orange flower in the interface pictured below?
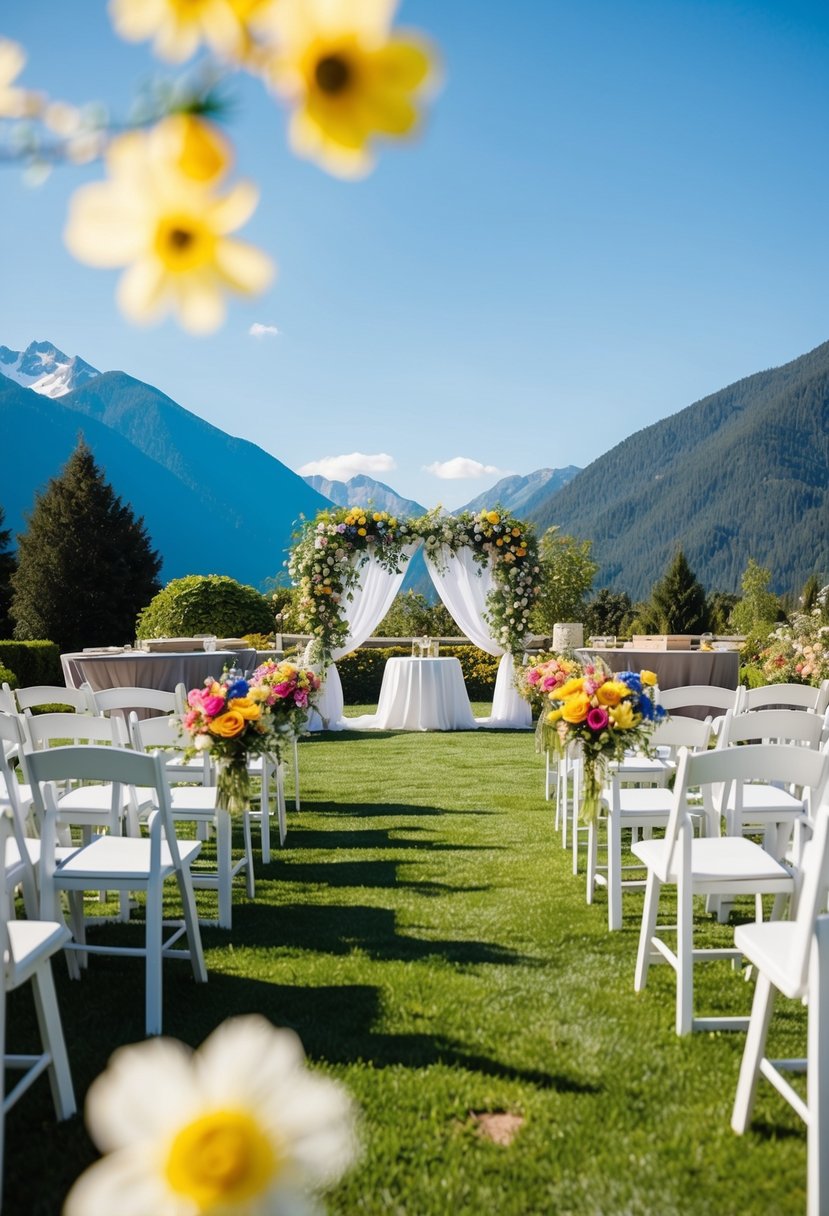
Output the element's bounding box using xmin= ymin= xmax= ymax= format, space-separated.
xmin=208 ymin=709 xmax=247 ymax=737
xmin=229 ymin=696 xmax=261 ymax=720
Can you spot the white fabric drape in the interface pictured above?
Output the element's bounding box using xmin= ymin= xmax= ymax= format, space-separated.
xmin=425 ymin=545 xmax=530 ymax=729
xmin=309 ymin=543 xmax=420 ymax=730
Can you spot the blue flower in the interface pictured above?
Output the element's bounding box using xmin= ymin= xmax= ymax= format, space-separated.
xmin=226 ymin=678 xmax=249 ymax=699
xmin=616 ymin=670 xmax=643 ymax=694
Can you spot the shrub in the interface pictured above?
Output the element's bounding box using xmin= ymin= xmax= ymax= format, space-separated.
xmin=337 ymin=645 xmax=500 ymax=703
xmin=0 ymin=640 xmax=61 ymax=686
xmin=136 ymin=575 xmax=273 ymax=640
xmin=0 ymin=663 xmax=17 ymax=689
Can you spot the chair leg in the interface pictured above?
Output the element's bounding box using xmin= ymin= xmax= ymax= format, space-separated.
xmin=808 ymin=918 xmax=829 ymax=1216
xmin=635 ymin=871 xmax=661 ymax=992
xmin=292 ymin=737 xmax=300 ymax=810
xmin=30 ymin=963 xmax=76 ymax=1119
xmin=276 ymin=764 xmax=287 ymax=848
xmin=175 ymin=867 xmax=208 ymax=985
xmin=259 ymin=759 xmax=272 ymax=865
xmin=215 ymin=809 xmax=232 ymax=931
xmin=145 ymin=877 xmax=164 ymax=1036
xmin=731 ymin=972 xmax=776 ymax=1134
xmin=585 ymin=820 xmax=597 ymax=906
xmin=607 ymin=809 xmax=622 ymax=932
xmin=676 ymin=879 xmax=694 ymax=1036
xmin=242 ymin=810 xmax=255 ymax=900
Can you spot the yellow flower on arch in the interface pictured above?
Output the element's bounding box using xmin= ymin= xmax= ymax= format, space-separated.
xmin=64 ymin=120 xmax=274 ymax=335
xmin=264 ymin=0 xmax=437 ymax=178
xmin=0 ymin=39 xmax=43 ymax=118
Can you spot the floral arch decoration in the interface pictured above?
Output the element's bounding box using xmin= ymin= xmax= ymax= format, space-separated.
xmin=287 ymin=504 xmax=541 ymax=664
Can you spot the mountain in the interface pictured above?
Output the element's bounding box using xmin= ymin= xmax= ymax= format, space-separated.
xmin=303 ymin=473 xmax=425 ymax=518
xmin=1 ymin=348 xmax=329 ymax=589
xmin=459 ymin=467 xmax=581 ymax=516
xmin=0 ymin=340 xmax=100 ymax=398
xmin=526 ymin=339 xmax=829 ymax=599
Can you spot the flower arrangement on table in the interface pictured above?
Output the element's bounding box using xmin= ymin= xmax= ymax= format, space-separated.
xmin=179 ymin=664 xmax=320 ymax=810
xmin=518 ymin=652 xmax=583 ymax=711
xmin=759 ymin=610 xmax=829 ymax=686
xmin=537 ymin=662 xmax=667 ymax=822
xmin=413 ymin=506 xmax=541 ymax=654
xmin=288 ymin=506 xmax=414 ymax=665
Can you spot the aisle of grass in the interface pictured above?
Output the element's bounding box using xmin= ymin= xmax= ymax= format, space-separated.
xmin=7 ymin=712 xmax=809 ymax=1214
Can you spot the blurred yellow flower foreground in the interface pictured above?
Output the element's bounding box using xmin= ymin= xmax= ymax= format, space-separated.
xmin=63 ymin=1015 xmax=357 ymax=1216
xmin=266 ymin=0 xmax=436 ymax=178
xmin=64 ymin=115 xmax=274 ymax=335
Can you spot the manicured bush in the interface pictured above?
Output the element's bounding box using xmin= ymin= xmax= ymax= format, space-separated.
xmin=0 ymin=640 xmax=61 ymax=686
xmin=136 ymin=574 xmax=274 ymax=640
xmin=338 ymin=644 xmax=500 ymax=703
xmin=0 ymin=663 xmax=16 ymax=689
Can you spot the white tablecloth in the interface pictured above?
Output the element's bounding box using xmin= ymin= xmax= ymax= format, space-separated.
xmin=349 ymin=657 xmax=477 ymax=731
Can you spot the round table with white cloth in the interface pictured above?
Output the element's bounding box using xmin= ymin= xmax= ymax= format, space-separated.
xmin=348 ymin=657 xmax=477 ymax=732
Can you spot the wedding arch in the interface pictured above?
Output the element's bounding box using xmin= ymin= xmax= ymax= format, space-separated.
xmin=287 ymin=505 xmax=541 ymax=730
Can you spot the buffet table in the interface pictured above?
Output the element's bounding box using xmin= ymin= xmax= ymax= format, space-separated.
xmin=61 ymin=648 xmax=258 ymax=699
xmin=349 ymin=657 xmax=477 ymax=732
xmin=576 ymin=647 xmax=739 ymax=719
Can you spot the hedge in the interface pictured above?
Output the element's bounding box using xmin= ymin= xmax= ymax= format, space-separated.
xmin=0 ymin=664 xmax=16 ymax=690
xmin=136 ymin=575 xmax=273 ymax=640
xmin=337 ymin=645 xmax=501 ymax=704
xmin=0 ymin=641 xmax=62 ymax=687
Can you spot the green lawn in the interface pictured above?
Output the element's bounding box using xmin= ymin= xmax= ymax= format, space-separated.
xmin=6 ymin=709 xmax=809 ymax=1215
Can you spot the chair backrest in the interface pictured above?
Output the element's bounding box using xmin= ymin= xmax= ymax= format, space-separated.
xmin=13 ymin=685 xmax=95 ymax=713
xmin=658 ymin=685 xmax=741 ymax=715
xmin=741 ymin=682 xmax=825 ymax=713
xmin=0 ymin=684 xmax=16 ymax=714
xmin=27 ymin=745 xmax=184 ymax=867
xmin=22 ymin=711 xmax=125 ymax=753
xmin=719 ymin=708 xmax=825 ymax=751
xmin=662 ymin=743 xmax=829 ymax=879
xmin=128 ymin=712 xmax=182 ymax=751
xmin=91 ymin=686 xmax=181 ymax=715
xmin=649 ymin=715 xmax=712 ymax=754
xmin=777 ymin=798 xmax=829 ymax=996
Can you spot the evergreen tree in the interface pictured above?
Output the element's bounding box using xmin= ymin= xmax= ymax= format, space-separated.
xmin=800 ymin=573 xmax=821 ymax=613
xmin=584 ymin=588 xmax=633 ymax=638
xmin=0 ymin=505 xmax=15 ymax=638
xmin=648 ymin=550 xmax=710 ymax=634
xmin=11 ymin=440 xmax=162 ymax=651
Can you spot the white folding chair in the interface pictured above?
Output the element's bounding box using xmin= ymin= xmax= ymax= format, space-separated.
xmin=0 ymin=804 xmax=76 ymax=1201
xmin=658 ymin=684 xmax=742 ymax=735
xmin=717 ymin=709 xmax=825 ymax=859
xmin=0 ymin=686 xmax=16 ymax=715
xmin=13 ymin=686 xmax=95 ymax=714
xmin=741 ymin=681 xmax=829 ymax=715
xmin=29 ymin=746 xmax=207 ymax=1036
xmin=587 ymin=717 xmax=713 ymax=931
xmin=90 ymin=683 xmax=187 ymax=718
xmin=633 ymin=743 xmax=829 ymax=1035
xmin=128 ymin=714 xmax=254 ymax=930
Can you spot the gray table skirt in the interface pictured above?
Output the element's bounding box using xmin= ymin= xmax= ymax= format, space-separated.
xmin=576 ymin=648 xmax=740 ymax=720
xmin=61 ymin=650 xmax=258 ymax=701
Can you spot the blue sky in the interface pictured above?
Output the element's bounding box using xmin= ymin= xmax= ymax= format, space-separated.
xmin=1 ymin=0 xmax=828 ymax=509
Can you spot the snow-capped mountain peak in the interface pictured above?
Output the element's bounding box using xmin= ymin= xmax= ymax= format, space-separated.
xmin=0 ymin=340 xmax=100 ymax=398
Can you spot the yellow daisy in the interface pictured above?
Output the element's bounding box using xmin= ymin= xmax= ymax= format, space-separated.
xmin=64 ymin=122 xmax=273 ymax=335
xmin=109 ymin=0 xmax=280 ymax=63
xmin=264 ymin=0 xmax=437 ymax=178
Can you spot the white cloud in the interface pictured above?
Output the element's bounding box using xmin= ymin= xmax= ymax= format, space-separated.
xmin=249 ymin=323 xmax=280 ymax=339
xmin=298 ymin=452 xmax=398 ymax=482
xmin=424 ymin=456 xmax=504 ymax=480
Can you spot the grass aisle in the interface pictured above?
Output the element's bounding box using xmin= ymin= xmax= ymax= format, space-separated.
xmin=8 ymin=715 xmax=808 ymax=1214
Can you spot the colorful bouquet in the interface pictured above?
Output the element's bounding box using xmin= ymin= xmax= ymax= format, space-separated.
xmin=537 ymin=661 xmax=667 ymax=821
xmin=179 ymin=664 xmax=320 ymax=811
xmin=759 ymin=610 xmax=829 ymax=686
xmin=518 ymin=653 xmax=582 ymax=710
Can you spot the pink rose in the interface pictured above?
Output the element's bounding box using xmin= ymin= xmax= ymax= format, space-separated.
xmin=183 ymin=710 xmax=199 ymax=731
xmin=202 ymin=694 xmax=225 ymax=716
xmin=527 ymin=670 xmax=541 ymax=686
xmin=295 ymin=690 xmax=308 ymax=708
xmin=587 ymin=706 xmax=609 ymax=732
xmin=187 ymin=688 xmax=205 ymax=709
xmin=273 ymin=681 xmax=294 ymax=698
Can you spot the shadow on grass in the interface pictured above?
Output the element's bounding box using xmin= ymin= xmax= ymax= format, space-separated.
xmin=168 ymin=977 xmax=599 ymax=1096
xmin=272 ymin=857 xmax=489 ymax=897
xmin=231 ymin=901 xmax=531 ymax=967
xmin=287 ymin=824 xmax=503 ymax=853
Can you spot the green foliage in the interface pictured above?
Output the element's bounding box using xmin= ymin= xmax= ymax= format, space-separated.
xmin=136 ymin=574 xmax=274 ymax=639
xmin=0 ymin=663 xmax=16 ymax=689
xmin=375 ymin=591 xmax=461 ymax=638
xmin=647 ymin=550 xmax=711 ymax=634
xmin=729 ymin=558 xmax=783 ymax=634
xmin=267 ymin=584 xmax=301 ymax=632
xmin=530 ymin=527 xmax=597 ymax=633
xmin=338 ymin=645 xmax=499 ymax=703
xmin=0 ymin=640 xmax=61 ymax=686
xmin=0 ymin=504 xmax=15 ymax=638
xmin=800 ymin=573 xmax=821 ymax=613
xmin=708 ymin=590 xmax=740 ymax=634
xmin=10 ymin=440 xmax=161 ymax=652
xmin=583 ymin=588 xmax=633 ymax=637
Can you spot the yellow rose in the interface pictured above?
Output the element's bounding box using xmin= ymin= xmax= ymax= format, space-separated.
xmin=561 ymin=692 xmax=591 ymax=723
xmin=358 ymin=527 xmax=367 ymax=536
xmin=595 ymin=680 xmax=630 ymax=707
xmin=640 ymin=670 xmax=658 ymax=686
xmin=486 ymin=511 xmax=500 ymax=525
xmin=208 ymin=709 xmax=246 ymax=738
xmin=556 ymin=677 xmax=584 ymax=699
xmin=373 ymin=512 xmax=381 ymax=521
xmin=229 ymin=697 xmax=261 ymax=720
xmin=609 ymin=702 xmax=636 ymax=730
xmin=358 ymin=516 xmax=367 ymax=526
xmin=546 ymin=707 xmax=565 ymax=723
